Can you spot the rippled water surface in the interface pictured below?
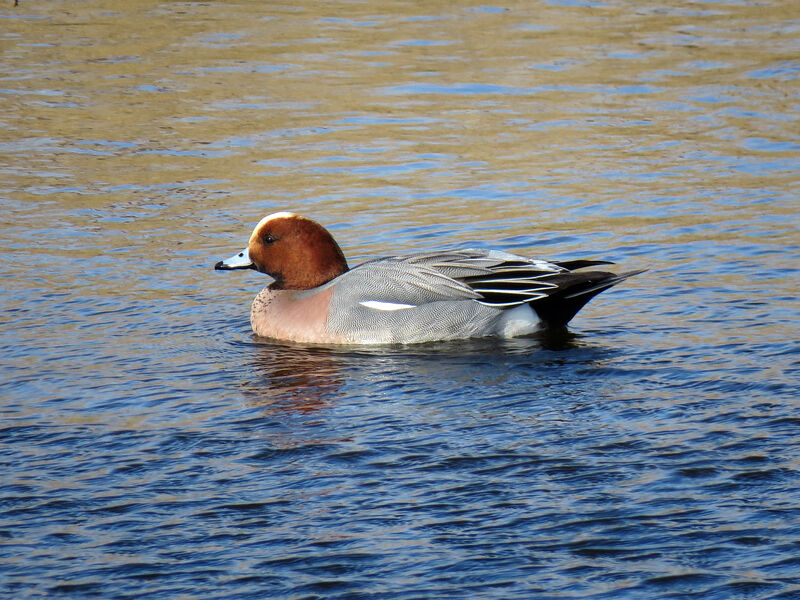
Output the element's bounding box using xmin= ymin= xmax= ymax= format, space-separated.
xmin=2 ymin=1 xmax=799 ymax=598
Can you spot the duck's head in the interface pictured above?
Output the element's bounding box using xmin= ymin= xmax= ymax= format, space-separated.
xmin=215 ymin=212 xmax=349 ymax=290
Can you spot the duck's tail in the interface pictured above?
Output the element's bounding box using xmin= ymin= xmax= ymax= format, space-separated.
xmin=531 ymin=268 xmax=647 ymax=329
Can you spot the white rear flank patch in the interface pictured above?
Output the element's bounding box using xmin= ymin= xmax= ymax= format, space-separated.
xmin=497 ymin=303 xmax=541 ymax=337
xmin=359 ymin=300 xmax=417 ymax=311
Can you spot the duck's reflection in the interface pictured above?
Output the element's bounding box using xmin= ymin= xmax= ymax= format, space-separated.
xmin=240 ymin=330 xmax=587 ymax=414
xmin=242 ymin=341 xmax=345 ymax=412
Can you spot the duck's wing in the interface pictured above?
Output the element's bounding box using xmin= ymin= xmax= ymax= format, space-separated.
xmin=337 ymin=253 xmax=481 ymax=307
xmin=449 ymin=249 xmax=569 ymax=307
xmin=341 ymin=249 xmax=566 ymax=307
xmin=338 ymin=249 xmax=643 ymax=328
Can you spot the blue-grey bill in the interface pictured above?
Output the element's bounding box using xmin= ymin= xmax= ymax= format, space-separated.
xmin=215 ymin=248 xmax=253 ymax=270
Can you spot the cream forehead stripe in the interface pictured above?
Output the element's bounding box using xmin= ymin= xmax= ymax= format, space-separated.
xmin=248 ymin=212 xmax=301 ymax=243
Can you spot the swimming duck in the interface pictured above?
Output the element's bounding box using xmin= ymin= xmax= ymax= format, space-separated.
xmin=215 ymin=212 xmax=643 ymax=344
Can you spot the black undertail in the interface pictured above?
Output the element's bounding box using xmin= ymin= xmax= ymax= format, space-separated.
xmin=528 ymin=269 xmax=646 ymax=329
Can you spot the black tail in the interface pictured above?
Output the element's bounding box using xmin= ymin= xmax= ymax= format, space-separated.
xmin=530 ymin=269 xmax=646 ymax=329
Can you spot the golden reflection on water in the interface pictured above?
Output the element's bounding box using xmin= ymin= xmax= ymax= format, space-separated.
xmin=3 ymin=0 xmax=797 ymax=233
xmin=1 ymin=0 xmax=797 ymax=361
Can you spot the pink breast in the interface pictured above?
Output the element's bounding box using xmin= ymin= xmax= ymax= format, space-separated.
xmin=250 ymin=286 xmax=342 ymax=343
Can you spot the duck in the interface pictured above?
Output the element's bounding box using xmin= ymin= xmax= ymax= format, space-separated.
xmin=215 ymin=212 xmax=644 ymax=344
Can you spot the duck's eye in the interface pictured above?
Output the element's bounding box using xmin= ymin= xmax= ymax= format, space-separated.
xmin=262 ymin=233 xmax=276 ymax=245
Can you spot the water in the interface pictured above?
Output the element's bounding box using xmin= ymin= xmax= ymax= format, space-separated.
xmin=2 ymin=0 xmax=799 ymax=598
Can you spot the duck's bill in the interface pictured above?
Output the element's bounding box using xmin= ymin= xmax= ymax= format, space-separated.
xmin=214 ymin=248 xmax=254 ymax=270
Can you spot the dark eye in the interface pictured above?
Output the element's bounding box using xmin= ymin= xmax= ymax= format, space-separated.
xmin=263 ymin=233 xmax=276 ymax=245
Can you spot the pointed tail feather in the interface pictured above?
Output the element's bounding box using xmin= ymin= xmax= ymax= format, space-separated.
xmin=531 ymin=269 xmax=646 ymax=329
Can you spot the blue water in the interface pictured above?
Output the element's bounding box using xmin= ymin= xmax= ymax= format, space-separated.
xmin=5 ymin=334 xmax=800 ymax=599
xmin=2 ymin=1 xmax=800 ymax=598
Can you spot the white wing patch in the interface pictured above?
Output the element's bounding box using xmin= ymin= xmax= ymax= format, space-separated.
xmin=359 ymin=300 xmax=417 ymax=311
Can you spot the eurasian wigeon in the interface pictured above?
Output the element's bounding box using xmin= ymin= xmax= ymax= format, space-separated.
xmin=215 ymin=212 xmax=644 ymax=344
